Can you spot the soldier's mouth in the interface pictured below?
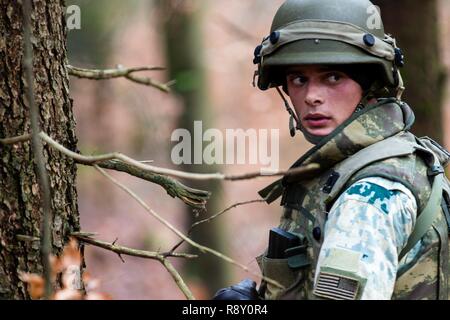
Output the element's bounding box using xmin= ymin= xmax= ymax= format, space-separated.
xmin=304 ymin=114 xmax=331 ymax=127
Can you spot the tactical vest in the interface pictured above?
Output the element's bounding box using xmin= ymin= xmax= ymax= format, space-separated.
xmin=257 ymin=99 xmax=450 ymax=300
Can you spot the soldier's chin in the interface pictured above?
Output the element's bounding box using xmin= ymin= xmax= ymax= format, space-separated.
xmin=304 ymin=127 xmax=334 ymax=137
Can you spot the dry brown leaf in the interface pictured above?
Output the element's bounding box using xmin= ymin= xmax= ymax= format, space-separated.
xmin=18 ymin=272 xmax=44 ymax=300
xmin=82 ymin=271 xmax=100 ymax=291
xmin=84 ymin=292 xmax=112 ymax=300
xmin=20 ymin=239 xmax=110 ymax=300
xmin=53 ymin=288 xmax=83 ymax=300
xmin=60 ymin=238 xmax=81 ymax=269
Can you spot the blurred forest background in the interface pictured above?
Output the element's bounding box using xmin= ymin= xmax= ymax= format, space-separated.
xmin=64 ymin=0 xmax=450 ymax=299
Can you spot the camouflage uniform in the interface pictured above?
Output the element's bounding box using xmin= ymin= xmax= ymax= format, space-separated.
xmin=257 ymin=99 xmax=450 ymax=300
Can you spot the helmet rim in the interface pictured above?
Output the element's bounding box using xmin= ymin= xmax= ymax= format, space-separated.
xmin=258 ymin=39 xmax=395 ymax=90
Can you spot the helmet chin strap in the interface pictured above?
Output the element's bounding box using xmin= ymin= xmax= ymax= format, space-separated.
xmin=275 ymin=87 xmax=301 ymax=137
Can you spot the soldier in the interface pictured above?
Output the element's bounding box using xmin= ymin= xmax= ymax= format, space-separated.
xmin=214 ymin=0 xmax=450 ymax=300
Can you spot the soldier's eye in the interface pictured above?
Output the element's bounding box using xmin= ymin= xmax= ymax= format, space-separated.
xmin=326 ymin=72 xmax=343 ymax=83
xmin=288 ymin=74 xmax=307 ymax=86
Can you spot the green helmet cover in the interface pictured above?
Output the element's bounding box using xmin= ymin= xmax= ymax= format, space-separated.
xmin=254 ymin=0 xmax=404 ymax=93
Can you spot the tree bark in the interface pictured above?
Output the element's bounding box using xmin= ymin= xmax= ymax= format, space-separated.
xmin=0 ymin=0 xmax=80 ymax=299
xmin=373 ymin=0 xmax=446 ymax=142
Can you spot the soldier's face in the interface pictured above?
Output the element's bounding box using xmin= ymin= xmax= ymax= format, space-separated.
xmin=286 ymin=65 xmax=363 ymax=137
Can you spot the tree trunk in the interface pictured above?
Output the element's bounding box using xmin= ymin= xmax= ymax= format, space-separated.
xmin=373 ymin=0 xmax=446 ymax=142
xmin=159 ymin=0 xmax=230 ymax=297
xmin=0 ymin=0 xmax=80 ymax=299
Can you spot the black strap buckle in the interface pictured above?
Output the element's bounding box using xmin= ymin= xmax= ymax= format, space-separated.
xmin=322 ymin=171 xmax=340 ymax=194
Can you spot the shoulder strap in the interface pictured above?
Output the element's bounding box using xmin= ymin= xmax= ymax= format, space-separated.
xmin=399 ymin=164 xmax=444 ymax=260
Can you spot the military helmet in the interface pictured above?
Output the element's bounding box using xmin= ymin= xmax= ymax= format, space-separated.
xmin=253 ymin=0 xmax=405 ymax=97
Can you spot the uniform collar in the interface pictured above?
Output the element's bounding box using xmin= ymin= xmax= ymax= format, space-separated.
xmin=259 ymin=98 xmax=415 ymax=203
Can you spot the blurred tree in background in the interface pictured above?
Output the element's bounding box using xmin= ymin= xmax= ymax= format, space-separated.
xmin=66 ymin=0 xmax=133 ymax=151
xmin=374 ymin=0 xmax=447 ymax=142
xmin=158 ymin=0 xmax=230 ymax=297
xmin=66 ymin=0 xmax=122 ymax=66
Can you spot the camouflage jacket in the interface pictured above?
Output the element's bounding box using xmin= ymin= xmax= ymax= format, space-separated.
xmin=257 ymin=98 xmax=450 ymax=300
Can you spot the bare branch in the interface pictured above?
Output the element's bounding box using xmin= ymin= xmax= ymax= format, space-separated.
xmin=16 ymin=234 xmax=40 ymax=242
xmin=117 ymin=254 xmax=125 ymax=263
xmin=36 ymin=132 xmax=211 ymax=208
xmin=18 ymin=231 xmax=196 ymax=299
xmin=94 ymin=165 xmax=284 ymax=290
xmin=71 ymin=231 xmax=98 ymax=237
xmin=38 ymin=131 xmax=320 ymax=181
xmin=67 ymin=65 xmax=171 ymax=93
xmin=20 ymin=232 xmax=198 ymax=260
xmin=161 ymin=258 xmax=195 ymax=300
xmin=1 ymin=133 xmax=206 ymax=209
xmin=71 ymin=232 xmax=196 ymax=300
xmin=2 ymin=132 xmax=320 ymax=182
xmin=124 ymin=73 xmax=171 ymax=92
xmin=169 ymin=199 xmax=266 ymax=253
xmin=0 ymin=133 xmax=31 ymax=145
xmin=22 ymin=0 xmax=53 ymax=299
xmin=96 ymin=160 xmax=210 ymax=210
xmin=193 ymin=199 xmax=265 ymax=228
xmin=229 ymin=164 xmax=320 ymax=181
xmin=68 ymin=65 xmax=166 ymax=77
